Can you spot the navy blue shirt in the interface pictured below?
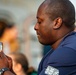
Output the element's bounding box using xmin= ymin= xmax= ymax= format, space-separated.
xmin=38 ymin=32 xmax=76 ymax=75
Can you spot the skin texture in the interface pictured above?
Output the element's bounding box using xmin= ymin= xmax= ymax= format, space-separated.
xmin=3 ymin=71 xmax=15 ymax=75
xmin=34 ymin=5 xmax=54 ymax=45
xmin=34 ymin=0 xmax=75 ymax=50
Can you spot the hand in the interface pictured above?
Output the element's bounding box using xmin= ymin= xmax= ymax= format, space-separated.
xmin=0 ymin=51 xmax=16 ymax=74
xmin=6 ymin=55 xmax=15 ymax=74
xmin=0 ymin=51 xmax=9 ymax=69
xmin=6 ymin=55 xmax=13 ymax=70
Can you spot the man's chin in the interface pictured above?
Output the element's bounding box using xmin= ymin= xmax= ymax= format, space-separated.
xmin=39 ymin=40 xmax=50 ymax=45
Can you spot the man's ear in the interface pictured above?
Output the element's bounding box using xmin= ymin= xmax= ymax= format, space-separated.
xmin=53 ymin=17 xmax=62 ymax=29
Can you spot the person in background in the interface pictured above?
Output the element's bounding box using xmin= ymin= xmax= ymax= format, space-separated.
xmin=34 ymin=0 xmax=76 ymax=75
xmin=0 ymin=19 xmax=19 ymax=54
xmin=8 ymin=52 xmax=37 ymax=75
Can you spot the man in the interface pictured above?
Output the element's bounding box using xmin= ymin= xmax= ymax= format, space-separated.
xmin=0 ymin=0 xmax=76 ymax=75
xmin=34 ymin=0 xmax=76 ymax=75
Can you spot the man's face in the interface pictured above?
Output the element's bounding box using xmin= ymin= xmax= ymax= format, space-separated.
xmin=34 ymin=6 xmax=55 ymax=45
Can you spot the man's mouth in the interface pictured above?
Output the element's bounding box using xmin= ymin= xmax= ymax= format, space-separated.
xmin=36 ymin=32 xmax=40 ymax=35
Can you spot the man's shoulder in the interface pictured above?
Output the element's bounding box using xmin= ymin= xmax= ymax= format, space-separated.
xmin=46 ymin=46 xmax=76 ymax=67
xmin=60 ymin=31 xmax=76 ymax=50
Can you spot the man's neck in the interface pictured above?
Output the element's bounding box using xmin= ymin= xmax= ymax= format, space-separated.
xmin=51 ymin=28 xmax=74 ymax=50
xmin=51 ymin=37 xmax=63 ymax=50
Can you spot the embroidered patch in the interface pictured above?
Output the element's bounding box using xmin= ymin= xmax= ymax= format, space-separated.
xmin=45 ymin=66 xmax=59 ymax=75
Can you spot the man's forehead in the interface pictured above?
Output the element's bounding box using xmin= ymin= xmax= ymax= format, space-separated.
xmin=37 ymin=7 xmax=46 ymax=20
xmin=36 ymin=0 xmax=50 ymax=20
xmin=38 ymin=0 xmax=49 ymax=11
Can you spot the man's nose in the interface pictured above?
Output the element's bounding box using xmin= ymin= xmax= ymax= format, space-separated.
xmin=34 ymin=23 xmax=38 ymax=31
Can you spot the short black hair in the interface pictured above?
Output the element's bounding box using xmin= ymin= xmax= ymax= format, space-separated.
xmin=44 ymin=0 xmax=75 ymax=28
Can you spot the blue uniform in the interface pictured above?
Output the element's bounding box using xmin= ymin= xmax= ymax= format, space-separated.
xmin=38 ymin=32 xmax=76 ymax=75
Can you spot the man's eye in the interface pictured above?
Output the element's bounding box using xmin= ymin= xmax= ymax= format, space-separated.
xmin=37 ymin=21 xmax=41 ymax=24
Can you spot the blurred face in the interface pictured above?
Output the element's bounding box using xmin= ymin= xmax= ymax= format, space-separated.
xmin=8 ymin=26 xmax=18 ymax=40
xmin=34 ymin=5 xmax=55 ymax=45
xmin=9 ymin=55 xmax=20 ymax=74
xmin=12 ymin=59 xmax=18 ymax=73
xmin=8 ymin=55 xmax=17 ymax=73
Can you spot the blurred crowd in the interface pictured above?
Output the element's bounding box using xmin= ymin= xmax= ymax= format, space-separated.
xmin=0 ymin=11 xmax=37 ymax=75
xmin=0 ymin=18 xmax=19 ymax=54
